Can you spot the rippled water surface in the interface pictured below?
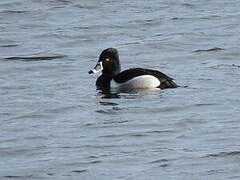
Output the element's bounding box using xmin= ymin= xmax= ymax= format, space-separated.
xmin=1 ymin=0 xmax=240 ymax=179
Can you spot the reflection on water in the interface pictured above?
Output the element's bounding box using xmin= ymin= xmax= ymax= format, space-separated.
xmin=97 ymin=87 xmax=162 ymax=99
xmin=97 ymin=88 xmax=121 ymax=99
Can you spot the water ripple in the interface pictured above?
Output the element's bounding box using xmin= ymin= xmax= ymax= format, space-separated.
xmin=95 ymin=103 xmax=217 ymax=114
xmin=193 ymin=47 xmax=225 ymax=52
xmin=71 ymin=169 xmax=88 ymax=173
xmin=2 ymin=55 xmax=67 ymax=61
xmin=203 ymin=151 xmax=240 ymax=158
xmin=0 ymin=44 xmax=19 ymax=48
xmin=2 ymin=175 xmax=34 ymax=179
xmin=0 ymin=10 xmax=29 ymax=14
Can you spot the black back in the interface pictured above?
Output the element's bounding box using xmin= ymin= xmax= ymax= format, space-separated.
xmin=113 ymin=68 xmax=178 ymax=89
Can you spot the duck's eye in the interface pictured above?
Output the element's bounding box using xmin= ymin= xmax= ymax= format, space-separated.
xmin=105 ymin=58 xmax=110 ymax=62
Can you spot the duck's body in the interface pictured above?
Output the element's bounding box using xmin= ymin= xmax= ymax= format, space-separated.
xmin=89 ymin=48 xmax=178 ymax=90
xmin=96 ymin=68 xmax=177 ymax=89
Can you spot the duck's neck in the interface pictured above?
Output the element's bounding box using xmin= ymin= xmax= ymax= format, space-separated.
xmin=96 ymin=74 xmax=113 ymax=89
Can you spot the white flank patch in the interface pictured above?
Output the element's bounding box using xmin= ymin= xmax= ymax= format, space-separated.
xmin=111 ymin=75 xmax=160 ymax=89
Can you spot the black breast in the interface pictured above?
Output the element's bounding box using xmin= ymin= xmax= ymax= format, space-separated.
xmin=96 ymin=74 xmax=112 ymax=89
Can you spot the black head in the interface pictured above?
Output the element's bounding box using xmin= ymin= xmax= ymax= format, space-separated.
xmin=89 ymin=48 xmax=121 ymax=77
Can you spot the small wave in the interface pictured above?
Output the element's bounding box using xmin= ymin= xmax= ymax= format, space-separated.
xmin=95 ymin=109 xmax=115 ymax=114
xmin=2 ymin=55 xmax=66 ymax=61
xmin=44 ymin=105 xmax=83 ymax=113
xmin=71 ymin=169 xmax=88 ymax=173
xmin=0 ymin=85 xmax=30 ymax=90
xmin=95 ymin=107 xmax=124 ymax=114
xmin=210 ymin=64 xmax=240 ymax=69
xmin=232 ymin=64 xmax=240 ymax=68
xmin=145 ymin=130 xmax=175 ymax=134
xmin=2 ymin=175 xmax=33 ymax=179
xmin=118 ymin=42 xmax=141 ymax=46
xmin=192 ymin=103 xmax=217 ymax=107
xmin=204 ymin=151 xmax=240 ymax=158
xmin=99 ymin=130 xmax=173 ymax=138
xmin=0 ymin=44 xmax=18 ymax=48
xmin=99 ymin=101 xmax=118 ymax=106
xmin=99 ymin=133 xmax=144 ymax=138
xmin=181 ymin=3 xmax=194 ymax=7
xmin=128 ymin=19 xmax=159 ymax=26
xmin=74 ymin=4 xmax=98 ymax=9
xmin=171 ymin=15 xmax=221 ymax=21
xmin=193 ymin=47 xmax=225 ymax=52
xmin=64 ymin=160 xmax=101 ymax=166
xmin=148 ymin=158 xmax=177 ymax=167
xmin=1 ymin=10 xmax=29 ymax=14
xmin=150 ymin=159 xmax=170 ymax=163
xmin=171 ymin=17 xmax=181 ymax=20
xmin=13 ymin=114 xmax=51 ymax=120
xmin=95 ymin=103 xmax=216 ymax=115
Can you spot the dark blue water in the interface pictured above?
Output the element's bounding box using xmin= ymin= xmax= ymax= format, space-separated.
xmin=1 ymin=0 xmax=240 ymax=179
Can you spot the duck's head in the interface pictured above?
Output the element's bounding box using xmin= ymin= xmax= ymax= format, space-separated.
xmin=89 ymin=48 xmax=121 ymax=77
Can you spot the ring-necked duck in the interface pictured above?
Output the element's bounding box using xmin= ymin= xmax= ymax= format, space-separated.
xmin=89 ymin=48 xmax=178 ymax=90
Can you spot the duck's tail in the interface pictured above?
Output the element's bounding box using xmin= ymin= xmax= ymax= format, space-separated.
xmin=159 ymin=79 xmax=179 ymax=89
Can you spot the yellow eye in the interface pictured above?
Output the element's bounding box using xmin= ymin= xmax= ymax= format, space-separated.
xmin=105 ymin=58 xmax=110 ymax=62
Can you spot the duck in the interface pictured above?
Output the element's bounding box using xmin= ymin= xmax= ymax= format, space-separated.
xmin=89 ymin=48 xmax=178 ymax=90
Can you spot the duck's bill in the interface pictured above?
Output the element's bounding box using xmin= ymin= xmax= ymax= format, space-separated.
xmin=88 ymin=62 xmax=103 ymax=74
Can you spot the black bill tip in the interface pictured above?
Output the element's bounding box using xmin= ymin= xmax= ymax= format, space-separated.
xmin=88 ymin=70 xmax=93 ymax=74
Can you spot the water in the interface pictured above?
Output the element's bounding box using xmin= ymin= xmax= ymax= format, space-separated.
xmin=1 ymin=0 xmax=240 ymax=179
